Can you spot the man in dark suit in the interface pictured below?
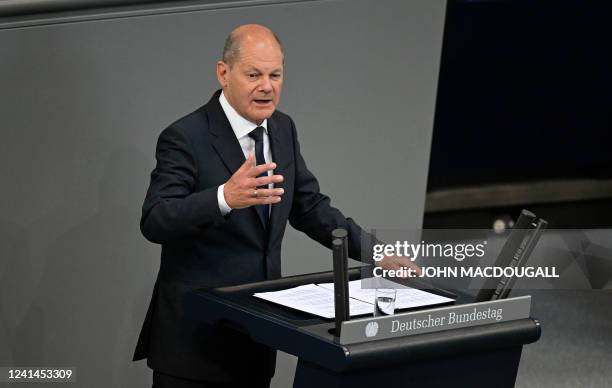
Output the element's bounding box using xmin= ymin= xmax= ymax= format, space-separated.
xmin=134 ymin=24 xmax=416 ymax=388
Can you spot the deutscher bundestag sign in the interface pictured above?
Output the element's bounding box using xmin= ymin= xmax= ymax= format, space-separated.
xmin=339 ymin=295 xmax=531 ymax=345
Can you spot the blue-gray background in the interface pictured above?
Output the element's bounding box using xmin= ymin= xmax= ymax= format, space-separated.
xmin=0 ymin=0 xmax=609 ymax=387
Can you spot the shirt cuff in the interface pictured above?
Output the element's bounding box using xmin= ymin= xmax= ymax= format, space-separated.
xmin=217 ymin=184 xmax=232 ymax=215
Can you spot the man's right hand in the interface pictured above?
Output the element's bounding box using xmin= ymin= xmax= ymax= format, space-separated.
xmin=224 ymin=153 xmax=285 ymax=209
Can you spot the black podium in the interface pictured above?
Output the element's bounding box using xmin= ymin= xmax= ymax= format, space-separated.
xmin=185 ymin=270 xmax=540 ymax=388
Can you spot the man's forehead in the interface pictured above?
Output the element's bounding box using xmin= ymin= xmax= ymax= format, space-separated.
xmin=235 ymin=48 xmax=283 ymax=69
xmin=239 ymin=41 xmax=282 ymax=58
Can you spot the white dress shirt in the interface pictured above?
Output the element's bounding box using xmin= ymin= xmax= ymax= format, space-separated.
xmin=217 ymin=91 xmax=273 ymax=215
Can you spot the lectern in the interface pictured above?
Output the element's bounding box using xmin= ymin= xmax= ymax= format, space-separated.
xmin=185 ymin=269 xmax=540 ymax=388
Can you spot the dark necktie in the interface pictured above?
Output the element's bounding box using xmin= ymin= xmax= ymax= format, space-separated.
xmin=248 ymin=126 xmax=269 ymax=228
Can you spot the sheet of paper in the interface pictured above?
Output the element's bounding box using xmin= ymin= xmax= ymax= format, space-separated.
xmin=317 ymin=280 xmax=454 ymax=310
xmin=253 ymin=284 xmax=373 ymax=319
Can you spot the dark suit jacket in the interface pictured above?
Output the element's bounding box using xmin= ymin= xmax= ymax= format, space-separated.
xmin=134 ymin=90 xmax=371 ymax=382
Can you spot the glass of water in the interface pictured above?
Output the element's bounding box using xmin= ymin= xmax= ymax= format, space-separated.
xmin=374 ymin=288 xmax=397 ymax=316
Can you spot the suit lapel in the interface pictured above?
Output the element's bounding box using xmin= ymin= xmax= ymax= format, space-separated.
xmin=267 ymin=117 xmax=293 ymax=170
xmin=206 ymin=91 xmax=248 ymax=176
xmin=267 ymin=116 xmax=292 ymax=241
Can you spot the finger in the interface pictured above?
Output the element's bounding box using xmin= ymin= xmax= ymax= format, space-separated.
xmin=398 ymin=259 xmax=422 ymax=276
xmin=383 ymin=256 xmax=421 ymax=276
xmin=250 ymin=188 xmax=284 ymax=197
xmin=253 ymin=196 xmax=282 ymax=204
xmin=247 ymin=162 xmax=277 ymax=177
xmin=252 ymin=174 xmax=284 ymax=186
xmin=238 ymin=153 xmax=256 ymax=173
xmin=390 ymin=261 xmax=404 ymax=271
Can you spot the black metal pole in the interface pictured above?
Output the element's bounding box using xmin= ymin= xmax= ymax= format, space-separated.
xmin=332 ymin=228 xmax=349 ymax=335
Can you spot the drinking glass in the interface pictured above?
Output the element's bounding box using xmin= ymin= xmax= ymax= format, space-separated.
xmin=374 ymin=288 xmax=396 ymax=316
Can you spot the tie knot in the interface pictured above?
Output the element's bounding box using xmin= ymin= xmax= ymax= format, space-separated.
xmin=249 ymin=126 xmax=265 ymax=142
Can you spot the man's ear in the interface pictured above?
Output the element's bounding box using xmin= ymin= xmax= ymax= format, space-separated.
xmin=216 ymin=61 xmax=229 ymax=88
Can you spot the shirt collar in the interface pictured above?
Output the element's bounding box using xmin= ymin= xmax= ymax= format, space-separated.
xmin=219 ymin=91 xmax=268 ymax=139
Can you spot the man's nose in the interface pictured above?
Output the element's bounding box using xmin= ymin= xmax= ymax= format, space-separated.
xmin=259 ymin=76 xmax=273 ymax=93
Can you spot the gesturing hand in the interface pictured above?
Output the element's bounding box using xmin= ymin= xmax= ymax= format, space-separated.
xmin=223 ymin=153 xmax=285 ymax=209
xmin=376 ymin=255 xmax=423 ymax=277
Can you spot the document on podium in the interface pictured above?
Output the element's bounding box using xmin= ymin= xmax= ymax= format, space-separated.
xmin=317 ymin=280 xmax=454 ymax=310
xmin=253 ymin=280 xmax=454 ymax=319
xmin=254 ymin=284 xmax=373 ymax=318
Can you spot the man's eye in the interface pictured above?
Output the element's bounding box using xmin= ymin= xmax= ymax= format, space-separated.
xmin=271 ymin=74 xmax=281 ymax=79
xmin=248 ymin=74 xmax=258 ymax=79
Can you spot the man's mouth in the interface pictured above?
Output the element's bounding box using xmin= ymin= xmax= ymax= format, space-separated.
xmin=253 ymin=99 xmax=272 ymax=105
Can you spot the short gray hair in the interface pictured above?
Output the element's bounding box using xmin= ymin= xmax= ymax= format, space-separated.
xmin=222 ymin=29 xmax=284 ymax=67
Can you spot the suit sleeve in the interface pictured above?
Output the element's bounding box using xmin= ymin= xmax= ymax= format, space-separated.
xmin=140 ymin=125 xmax=225 ymax=244
xmin=287 ymin=117 xmax=375 ymax=261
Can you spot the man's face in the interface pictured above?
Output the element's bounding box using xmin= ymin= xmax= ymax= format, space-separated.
xmin=217 ymin=38 xmax=284 ymax=124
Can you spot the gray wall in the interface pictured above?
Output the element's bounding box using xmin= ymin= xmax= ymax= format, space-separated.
xmin=0 ymin=1 xmax=446 ymax=386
